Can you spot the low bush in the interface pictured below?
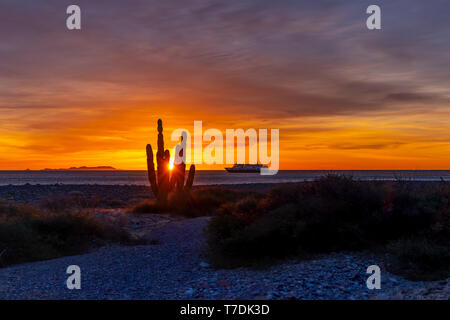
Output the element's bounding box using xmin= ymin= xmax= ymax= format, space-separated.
xmin=132 ymin=186 xmax=263 ymax=217
xmin=40 ymin=192 xmax=99 ymax=212
xmin=131 ymin=200 xmax=166 ymax=214
xmin=387 ymin=237 xmax=450 ymax=281
xmin=0 ymin=202 xmax=131 ymax=267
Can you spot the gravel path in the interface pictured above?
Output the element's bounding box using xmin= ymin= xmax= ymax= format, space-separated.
xmin=0 ymin=216 xmax=447 ymax=300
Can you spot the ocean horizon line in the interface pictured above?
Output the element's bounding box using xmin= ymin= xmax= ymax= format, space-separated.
xmin=1 ymin=169 xmax=450 ymax=172
xmin=1 ymin=169 xmax=450 ymax=186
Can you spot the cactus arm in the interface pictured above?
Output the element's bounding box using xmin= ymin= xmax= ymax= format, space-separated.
xmin=146 ymin=144 xmax=158 ymax=197
xmin=185 ymin=164 xmax=195 ymax=191
xmin=171 ymin=162 xmax=183 ymax=192
xmin=178 ymin=163 xmax=186 ymax=192
xmin=155 ymin=119 xmax=165 ymax=194
xmin=157 ymin=149 xmax=171 ymax=204
xmin=157 ymin=119 xmax=164 ymax=154
xmin=176 ymin=136 xmax=186 ymax=192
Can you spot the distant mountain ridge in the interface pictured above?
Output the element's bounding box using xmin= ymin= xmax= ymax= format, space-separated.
xmin=42 ymin=166 xmax=116 ymax=171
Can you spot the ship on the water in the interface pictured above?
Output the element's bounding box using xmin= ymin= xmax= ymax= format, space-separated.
xmin=225 ymin=164 xmax=268 ymax=173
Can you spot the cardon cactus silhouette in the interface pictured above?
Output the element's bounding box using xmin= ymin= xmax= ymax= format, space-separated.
xmin=146 ymin=119 xmax=195 ymax=204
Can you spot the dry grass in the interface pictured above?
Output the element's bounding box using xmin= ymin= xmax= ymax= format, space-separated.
xmin=0 ymin=201 xmax=133 ymax=267
xmin=132 ymin=186 xmax=263 ymax=217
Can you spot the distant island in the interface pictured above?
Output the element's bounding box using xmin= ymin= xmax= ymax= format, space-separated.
xmin=42 ymin=166 xmax=117 ymax=171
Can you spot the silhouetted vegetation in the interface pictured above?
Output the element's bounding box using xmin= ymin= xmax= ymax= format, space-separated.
xmin=386 ymin=237 xmax=450 ymax=281
xmin=40 ymin=191 xmax=100 ymax=212
xmin=132 ymin=186 xmax=263 ymax=217
xmin=0 ymin=202 xmax=132 ymax=267
xmin=205 ymin=175 xmax=449 ymax=280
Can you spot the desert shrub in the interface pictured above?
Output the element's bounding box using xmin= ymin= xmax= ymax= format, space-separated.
xmin=131 ymin=186 xmax=263 ymax=217
xmin=208 ymin=176 xmax=385 ymax=261
xmin=40 ymin=192 xmax=99 ymax=212
xmin=387 ymin=237 xmax=450 ymax=281
xmin=207 ymin=204 xmax=299 ymax=267
xmin=387 ymin=182 xmax=449 ymax=237
xmin=206 ymin=175 xmax=450 ymax=280
xmin=132 ymin=200 xmax=167 ymax=214
xmin=264 ymin=184 xmax=303 ymax=210
xmin=190 ymin=187 xmax=246 ymax=209
xmin=0 ymin=202 xmax=130 ymax=267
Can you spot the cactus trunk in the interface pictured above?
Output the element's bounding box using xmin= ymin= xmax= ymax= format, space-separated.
xmin=146 ymin=119 xmax=196 ymax=205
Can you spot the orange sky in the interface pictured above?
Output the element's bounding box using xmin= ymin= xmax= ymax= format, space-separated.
xmin=0 ymin=1 xmax=449 ymax=170
xmin=1 ymin=108 xmax=449 ymax=170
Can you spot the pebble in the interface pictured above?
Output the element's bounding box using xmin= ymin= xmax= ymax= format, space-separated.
xmin=185 ymin=288 xmax=194 ymax=295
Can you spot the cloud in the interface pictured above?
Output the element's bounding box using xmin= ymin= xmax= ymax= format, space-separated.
xmin=329 ymin=142 xmax=406 ymax=150
xmin=1 ymin=0 xmax=449 ymax=120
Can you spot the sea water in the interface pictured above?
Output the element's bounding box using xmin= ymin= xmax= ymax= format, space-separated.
xmin=0 ymin=170 xmax=449 ymax=186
